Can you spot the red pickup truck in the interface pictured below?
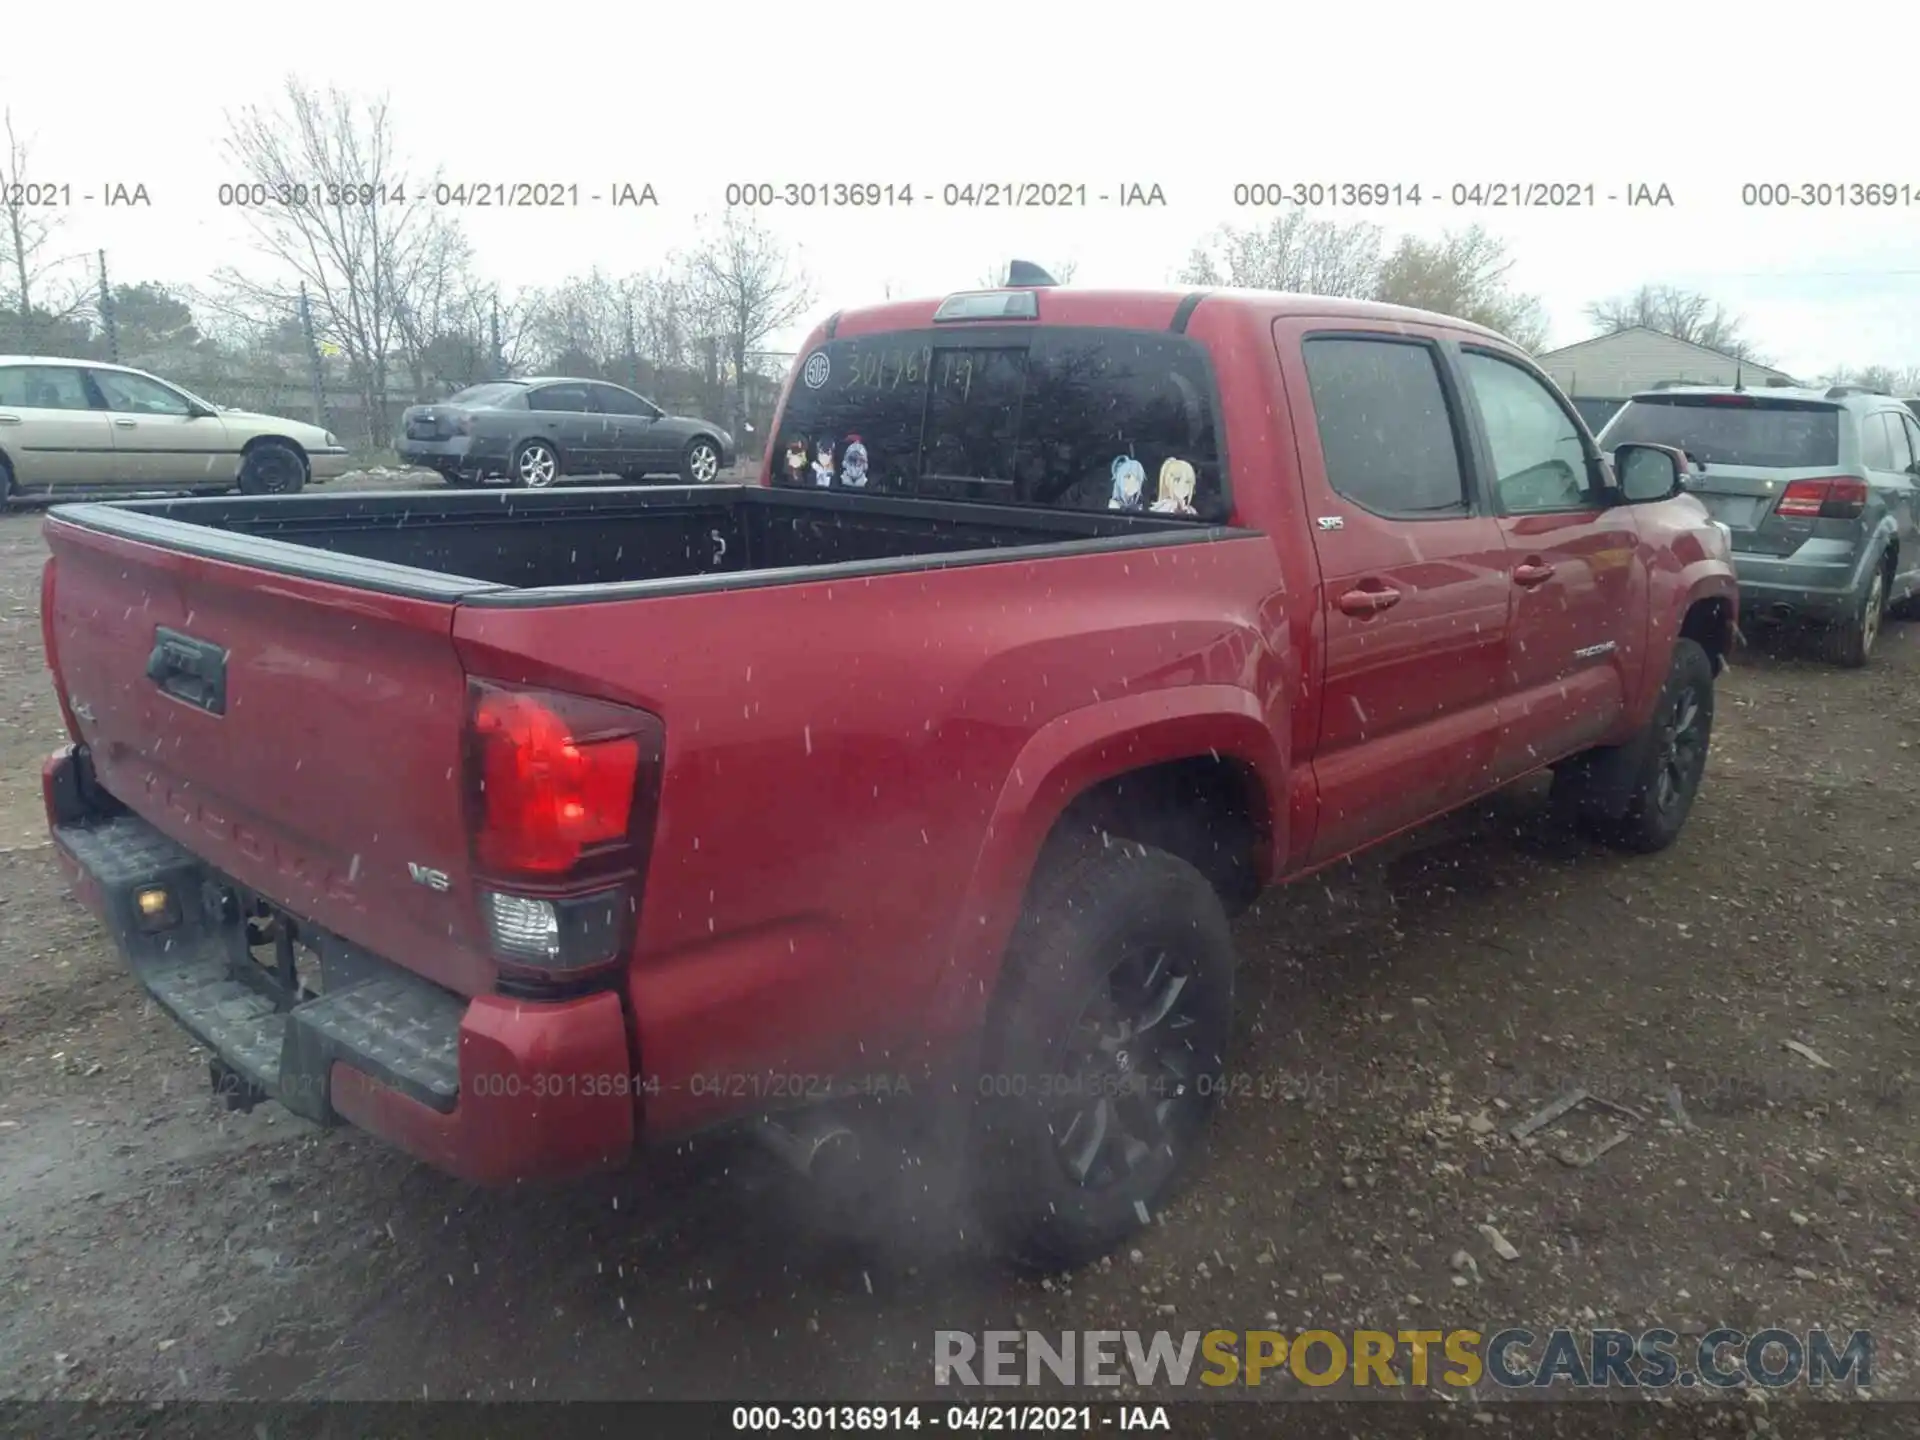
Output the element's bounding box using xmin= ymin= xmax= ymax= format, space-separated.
xmin=38 ymin=284 xmax=1737 ymax=1267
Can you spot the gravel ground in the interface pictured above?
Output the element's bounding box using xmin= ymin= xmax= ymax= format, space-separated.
xmin=1 ymin=477 xmax=1915 ymax=1428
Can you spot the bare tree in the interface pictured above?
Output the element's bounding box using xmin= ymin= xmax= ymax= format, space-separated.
xmin=1375 ymin=226 xmax=1549 ymax=351
xmin=628 ymin=269 xmax=695 ymax=374
xmin=977 ymin=259 xmax=1079 ymax=287
xmin=1852 ymin=364 xmax=1906 ymax=394
xmin=1819 ymin=362 xmax=1920 ymax=394
xmin=0 ymin=110 xmax=94 ymax=351
xmin=1176 ymin=213 xmax=1382 ymax=296
xmin=681 ymin=210 xmax=812 ymax=437
xmin=1584 ymin=284 xmax=1763 ymax=362
xmin=216 ymin=80 xmax=458 ymax=445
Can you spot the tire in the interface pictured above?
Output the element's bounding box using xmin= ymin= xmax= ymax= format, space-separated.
xmin=680 ymin=436 xmax=722 ymax=484
xmin=1825 ymin=560 xmax=1887 ymax=668
xmin=512 ymin=439 xmax=561 ymax=489
xmin=236 ymin=439 xmax=307 ymax=496
xmin=1577 ymin=638 xmax=1716 ymax=855
xmin=972 ymin=838 xmax=1235 ymax=1270
xmin=0 ymin=454 xmax=13 ymax=508
xmin=436 ymin=466 xmax=481 ymax=488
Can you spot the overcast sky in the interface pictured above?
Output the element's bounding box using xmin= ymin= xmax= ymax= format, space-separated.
xmin=5 ymin=0 xmax=1917 ymax=377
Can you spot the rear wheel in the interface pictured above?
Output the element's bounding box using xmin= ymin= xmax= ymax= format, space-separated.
xmin=681 ymin=437 xmax=722 ymax=484
xmin=971 ymin=838 xmax=1235 ymax=1270
xmin=1826 ymin=561 xmax=1887 ymax=668
xmin=236 ymin=439 xmax=307 ymax=495
xmin=512 ymin=439 xmax=561 ymax=489
xmin=0 ymin=454 xmax=13 ymax=507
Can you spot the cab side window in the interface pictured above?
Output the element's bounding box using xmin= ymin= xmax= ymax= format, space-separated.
xmin=1459 ymin=351 xmax=1593 ymax=513
xmin=1301 ymin=337 xmax=1468 ymax=517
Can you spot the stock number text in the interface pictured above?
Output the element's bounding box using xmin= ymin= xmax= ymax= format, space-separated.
xmin=1742 ymin=182 xmax=1918 ymax=207
xmin=726 ymin=182 xmax=915 ymax=207
xmin=217 ymin=182 xmax=407 ymax=207
xmin=1234 ymin=181 xmax=1423 ymax=207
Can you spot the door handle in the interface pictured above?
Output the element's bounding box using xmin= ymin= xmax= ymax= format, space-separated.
xmin=1337 ymin=586 xmax=1402 ymax=616
xmin=113 ymin=418 xmax=137 ymax=428
xmin=1513 ymin=561 xmax=1556 ymax=588
xmin=146 ymin=627 xmax=229 ymax=715
xmin=0 ymin=413 xmax=20 ymax=424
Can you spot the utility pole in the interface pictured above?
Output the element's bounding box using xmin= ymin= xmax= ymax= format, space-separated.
xmin=489 ymin=292 xmax=503 ymax=380
xmin=297 ymin=284 xmax=327 ymax=429
xmin=96 ymin=251 xmax=118 ymax=362
xmin=624 ymin=294 xmax=638 ymax=392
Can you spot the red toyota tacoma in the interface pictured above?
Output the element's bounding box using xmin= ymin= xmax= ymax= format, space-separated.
xmin=37 ymin=283 xmax=1737 ymax=1267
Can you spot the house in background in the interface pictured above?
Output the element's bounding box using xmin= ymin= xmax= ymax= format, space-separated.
xmin=1535 ymin=326 xmax=1799 ymax=433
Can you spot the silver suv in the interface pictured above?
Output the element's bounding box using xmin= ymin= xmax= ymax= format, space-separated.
xmin=1598 ymin=384 xmax=1920 ymax=666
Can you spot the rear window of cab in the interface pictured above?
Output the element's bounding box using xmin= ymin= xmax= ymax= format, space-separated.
xmin=773 ymin=326 xmax=1228 ymax=521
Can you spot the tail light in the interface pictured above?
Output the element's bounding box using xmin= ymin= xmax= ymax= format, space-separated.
xmin=464 ymin=680 xmax=665 ymax=991
xmin=40 ymin=559 xmax=81 ymax=742
xmin=1776 ymin=477 xmax=1867 ymax=520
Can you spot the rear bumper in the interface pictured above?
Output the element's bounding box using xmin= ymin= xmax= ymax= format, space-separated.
xmin=308 ymin=447 xmax=352 ymax=483
xmin=1733 ymin=544 xmax=1870 ymax=621
xmin=42 ymin=747 xmax=635 ymax=1185
xmin=396 ymin=436 xmax=511 ymax=473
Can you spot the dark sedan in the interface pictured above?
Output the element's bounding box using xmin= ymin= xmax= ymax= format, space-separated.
xmin=396 ymin=377 xmax=735 ymax=488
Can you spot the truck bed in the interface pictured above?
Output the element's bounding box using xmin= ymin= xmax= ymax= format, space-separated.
xmin=49 ymin=484 xmax=1216 ymax=600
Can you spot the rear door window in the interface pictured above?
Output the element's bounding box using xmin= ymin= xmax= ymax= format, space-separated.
xmin=774 ymin=327 xmax=1227 ymax=518
xmin=1885 ymin=413 xmax=1914 ymax=472
xmin=1862 ymin=412 xmax=1900 ymax=472
xmin=448 ymin=382 xmax=524 ymax=407
xmin=529 ymin=384 xmax=592 ymax=413
xmin=1600 ymin=396 xmax=1840 ymax=469
xmin=0 ymin=365 xmax=95 ymax=410
xmin=1300 ymin=337 xmax=1468 ymax=517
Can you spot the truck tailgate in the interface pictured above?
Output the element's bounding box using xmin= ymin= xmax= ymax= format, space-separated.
xmin=44 ymin=519 xmax=492 ymax=997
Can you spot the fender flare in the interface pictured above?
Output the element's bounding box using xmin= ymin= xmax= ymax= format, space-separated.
xmin=924 ymin=685 xmax=1287 ymax=1035
xmin=1856 ymin=518 xmax=1901 ymax=589
xmin=1642 ymin=563 xmax=1737 ymax=706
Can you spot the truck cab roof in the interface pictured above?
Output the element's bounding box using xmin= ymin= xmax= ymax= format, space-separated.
xmin=826 ymin=287 xmax=1516 ymax=344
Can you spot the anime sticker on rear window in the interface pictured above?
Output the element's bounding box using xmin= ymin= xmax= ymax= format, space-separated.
xmin=1152 ymin=458 xmax=1198 ymax=515
xmin=1109 ymin=455 xmax=1146 ymax=511
xmin=784 ymin=440 xmax=810 ymax=486
xmin=812 ymin=439 xmax=837 ymax=487
xmin=842 ymin=435 xmax=869 ymax=488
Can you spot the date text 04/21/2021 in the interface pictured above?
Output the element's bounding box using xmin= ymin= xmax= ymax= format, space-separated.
xmin=722 ymin=182 xmax=1167 ymax=208
xmin=1228 ymin=181 xmax=1675 ymax=208
xmin=729 ymin=1405 xmax=1168 ymax=1432
xmin=212 ymin=181 xmax=659 ymax=208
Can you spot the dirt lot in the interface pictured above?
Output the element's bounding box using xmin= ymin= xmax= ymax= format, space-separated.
xmin=1 ymin=478 xmax=1915 ymax=1421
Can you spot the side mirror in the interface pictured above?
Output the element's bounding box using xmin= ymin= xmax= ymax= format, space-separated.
xmin=1614 ymin=443 xmax=1686 ymax=503
xmin=185 ymin=401 xmax=217 ymax=419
